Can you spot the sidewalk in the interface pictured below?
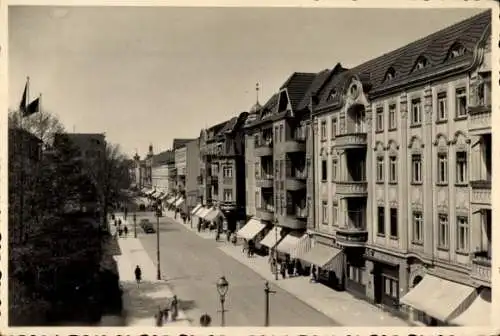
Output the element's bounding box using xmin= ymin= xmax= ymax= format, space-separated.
xmin=166 ymin=212 xmax=410 ymax=327
xmin=113 ymin=215 xmax=191 ymax=327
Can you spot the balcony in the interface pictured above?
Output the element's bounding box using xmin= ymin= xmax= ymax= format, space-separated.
xmin=256 ymin=174 xmax=273 ymax=188
xmin=336 ymin=226 xmax=368 ymax=246
xmin=255 ymin=141 xmax=273 ymax=157
xmin=283 ymin=138 xmax=306 ymax=153
xmin=471 ymin=253 xmax=491 ymax=286
xmin=222 ymin=177 xmax=233 ymax=185
xmin=334 ymin=132 xmax=367 ymax=149
xmin=471 ymin=180 xmax=491 ymax=206
xmin=335 ymin=181 xmax=368 ymax=197
xmin=256 ymin=205 xmax=274 ymax=221
xmin=468 ymin=108 xmax=491 ymax=135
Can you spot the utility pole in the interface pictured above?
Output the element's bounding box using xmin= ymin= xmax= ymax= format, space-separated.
xmin=264 ymin=281 xmax=275 ymax=327
xmin=133 ymin=212 xmax=137 ymax=238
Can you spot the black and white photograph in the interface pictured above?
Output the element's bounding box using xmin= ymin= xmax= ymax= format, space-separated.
xmin=3 ymin=2 xmax=497 ymax=331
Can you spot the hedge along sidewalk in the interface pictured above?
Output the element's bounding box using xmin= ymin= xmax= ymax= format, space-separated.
xmin=114 ymin=222 xmax=191 ymax=326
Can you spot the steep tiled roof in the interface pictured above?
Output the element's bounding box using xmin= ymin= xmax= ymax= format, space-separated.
xmin=280 ymin=72 xmax=317 ymax=111
xmin=315 ymin=10 xmax=491 ymax=111
xmin=219 ymin=116 xmax=239 ymax=135
xmin=296 ymin=68 xmax=337 ymax=111
xmin=173 ymin=138 xmax=195 ymax=150
xmin=152 ymin=149 xmax=174 ymax=166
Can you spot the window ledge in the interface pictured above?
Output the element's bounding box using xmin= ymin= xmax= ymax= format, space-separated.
xmin=454 ymin=116 xmax=467 ymax=122
xmin=389 ymin=236 xmax=399 ymax=241
xmin=437 ymin=246 xmax=449 ymax=252
xmin=456 ymin=249 xmax=469 ymax=256
xmin=410 ymin=123 xmax=422 ymax=129
xmin=376 ymin=233 xmax=385 ymax=238
xmin=389 ymin=181 xmax=398 ymax=185
xmin=375 ymin=130 xmax=384 ymax=134
xmin=388 ymin=127 xmax=397 ymax=132
xmin=410 ymin=181 xmax=423 ymax=186
xmin=455 ymin=183 xmax=468 ymax=188
xmin=436 ymin=119 xmax=448 ymax=125
xmin=436 ymin=182 xmax=448 ymax=187
xmin=376 ymin=181 xmax=385 ymax=185
xmin=411 ymin=240 xmax=424 ymax=246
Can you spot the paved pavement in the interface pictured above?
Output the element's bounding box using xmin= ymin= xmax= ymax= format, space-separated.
xmin=136 ymin=211 xmax=338 ymax=327
xmin=111 ymin=216 xmax=191 ymax=327
xmin=166 ymin=210 xmax=410 ymax=327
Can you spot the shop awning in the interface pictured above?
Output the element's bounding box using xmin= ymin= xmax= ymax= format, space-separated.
xmin=260 ymin=227 xmax=283 ymax=248
xmin=152 ymin=191 xmax=161 ymax=198
xmin=196 ymin=207 xmax=210 ymax=219
xmin=205 ymin=208 xmax=223 ymax=222
xmin=291 ymin=234 xmax=312 ymax=259
xmin=174 ymin=198 xmax=185 ymax=208
xmin=399 ymin=274 xmax=476 ymax=322
xmin=300 ymin=243 xmax=343 ymax=271
xmin=146 ymin=189 xmax=156 ymax=196
xmin=450 ymin=288 xmax=491 ymax=326
xmin=276 ymin=232 xmax=306 ymax=256
xmin=237 ymin=218 xmax=266 ymax=240
xmin=191 ymin=204 xmax=203 ymax=215
xmin=166 ymin=196 xmax=176 ymax=204
xmin=159 ymin=193 xmax=169 ymax=200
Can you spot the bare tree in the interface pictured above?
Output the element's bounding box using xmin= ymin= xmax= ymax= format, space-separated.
xmin=9 ymin=109 xmax=65 ymax=146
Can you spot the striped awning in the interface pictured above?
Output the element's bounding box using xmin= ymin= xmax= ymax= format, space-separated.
xmin=191 ymin=204 xmax=203 ymax=215
xmin=275 ymin=232 xmax=305 ymax=256
xmin=451 ymin=288 xmax=491 ymax=326
xmin=159 ymin=193 xmax=169 ymax=200
xmin=237 ymin=218 xmax=266 ymax=240
xmin=300 ymin=243 xmax=343 ymax=273
xmin=291 ymin=234 xmax=312 ymax=259
xmin=195 ymin=207 xmax=210 ymax=218
xmin=174 ymin=198 xmax=185 ymax=207
xmin=260 ymin=226 xmax=283 ymax=248
xmin=400 ymin=274 xmax=476 ymax=322
xmin=166 ymin=196 xmax=176 ymax=204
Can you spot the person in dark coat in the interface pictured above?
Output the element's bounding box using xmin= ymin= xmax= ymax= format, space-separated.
xmin=124 ymin=225 xmax=128 ymax=237
xmin=170 ymin=295 xmax=179 ymax=321
xmin=155 ymin=307 xmax=164 ymax=326
xmin=134 ymin=265 xmax=142 ymax=287
xmin=280 ymin=261 xmax=287 ymax=279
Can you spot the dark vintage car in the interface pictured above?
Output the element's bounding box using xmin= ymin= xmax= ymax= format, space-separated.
xmin=139 ymin=218 xmax=155 ymax=233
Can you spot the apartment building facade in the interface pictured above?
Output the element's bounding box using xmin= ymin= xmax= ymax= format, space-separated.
xmin=185 ymin=139 xmax=200 ymax=213
xmin=151 ymin=149 xmax=175 ymax=195
xmin=309 ymin=10 xmax=491 ymax=326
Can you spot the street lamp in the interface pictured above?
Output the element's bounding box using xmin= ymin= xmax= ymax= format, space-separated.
xmin=156 ymin=201 xmax=161 ymax=280
xmin=264 ymin=281 xmax=276 ymax=327
xmin=133 ymin=212 xmax=137 ymax=238
xmin=216 ymin=276 xmax=229 ymax=326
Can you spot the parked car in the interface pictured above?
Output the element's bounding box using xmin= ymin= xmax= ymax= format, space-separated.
xmin=140 ymin=219 xmax=155 ymax=233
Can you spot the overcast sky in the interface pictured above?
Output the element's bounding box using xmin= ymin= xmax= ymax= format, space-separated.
xmin=9 ymin=6 xmax=485 ymax=158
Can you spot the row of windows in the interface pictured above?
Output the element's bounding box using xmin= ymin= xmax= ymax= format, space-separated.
xmin=321 ymin=201 xmax=338 ymax=226
xmin=320 ymin=118 xmax=338 ymax=140
xmin=374 ymin=87 xmax=468 ymax=132
xmin=375 ymin=150 xmax=468 ymax=185
xmin=377 ymin=206 xmax=470 ymax=252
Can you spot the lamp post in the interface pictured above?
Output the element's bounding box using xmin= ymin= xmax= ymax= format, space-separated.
xmin=216 ymin=276 xmax=229 ymax=327
xmin=133 ymin=212 xmax=137 ymax=238
xmin=264 ymin=281 xmax=276 ymax=327
xmin=156 ymin=201 xmax=161 ymax=280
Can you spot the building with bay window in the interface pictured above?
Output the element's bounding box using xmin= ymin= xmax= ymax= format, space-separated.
xmin=309 ymin=10 xmax=491 ymax=326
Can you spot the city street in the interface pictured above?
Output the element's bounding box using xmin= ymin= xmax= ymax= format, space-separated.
xmin=134 ymin=211 xmax=338 ymax=327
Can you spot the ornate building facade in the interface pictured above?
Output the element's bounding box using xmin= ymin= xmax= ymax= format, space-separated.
xmin=309 ymin=10 xmax=491 ymax=326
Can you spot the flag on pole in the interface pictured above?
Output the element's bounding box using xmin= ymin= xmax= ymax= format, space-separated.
xmin=24 ymin=96 xmax=40 ymax=117
xmin=19 ymin=79 xmax=28 ymax=114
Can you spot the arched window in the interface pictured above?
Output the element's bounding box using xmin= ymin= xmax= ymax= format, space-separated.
xmin=413 ymin=56 xmax=428 ymax=71
xmin=385 ymin=67 xmax=396 ymax=81
xmin=447 ymin=42 xmax=466 ymax=60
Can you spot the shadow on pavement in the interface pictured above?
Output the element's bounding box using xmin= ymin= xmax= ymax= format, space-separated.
xmin=122 ymin=280 xmax=198 ymax=323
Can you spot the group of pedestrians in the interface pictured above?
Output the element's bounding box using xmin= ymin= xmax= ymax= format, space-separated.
xmin=114 ymin=217 xmax=129 ymax=238
xmin=134 ymin=264 xmax=180 ymax=326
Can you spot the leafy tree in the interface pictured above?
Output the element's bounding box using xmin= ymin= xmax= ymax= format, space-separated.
xmin=8 ymin=108 xmax=65 ymax=146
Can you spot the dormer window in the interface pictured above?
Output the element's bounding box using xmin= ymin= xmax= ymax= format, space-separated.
xmin=414 ymin=56 xmax=428 ymax=71
xmin=385 ymin=67 xmax=396 ymax=81
xmin=447 ymin=43 xmax=466 ymax=60
xmin=327 ymin=88 xmax=337 ymax=101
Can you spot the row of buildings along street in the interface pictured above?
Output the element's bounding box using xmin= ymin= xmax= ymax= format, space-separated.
xmin=131 ymin=10 xmax=492 ymax=327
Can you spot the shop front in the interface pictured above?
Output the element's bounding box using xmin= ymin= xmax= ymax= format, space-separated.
xmin=344 ymin=247 xmax=366 ymax=298
xmin=299 ymin=235 xmax=345 ymax=290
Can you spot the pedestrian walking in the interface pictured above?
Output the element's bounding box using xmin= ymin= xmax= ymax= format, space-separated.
xmin=124 ymin=225 xmax=128 ymax=237
xmin=162 ymin=307 xmax=170 ymax=323
xmin=134 ymin=265 xmax=142 ymax=287
xmin=170 ymin=295 xmax=179 ymax=321
xmin=118 ymin=219 xmax=122 ymax=226
xmin=280 ymin=261 xmax=287 ymax=279
xmin=155 ymin=307 xmax=164 ymax=326
xmin=310 ymin=265 xmax=317 ymax=283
